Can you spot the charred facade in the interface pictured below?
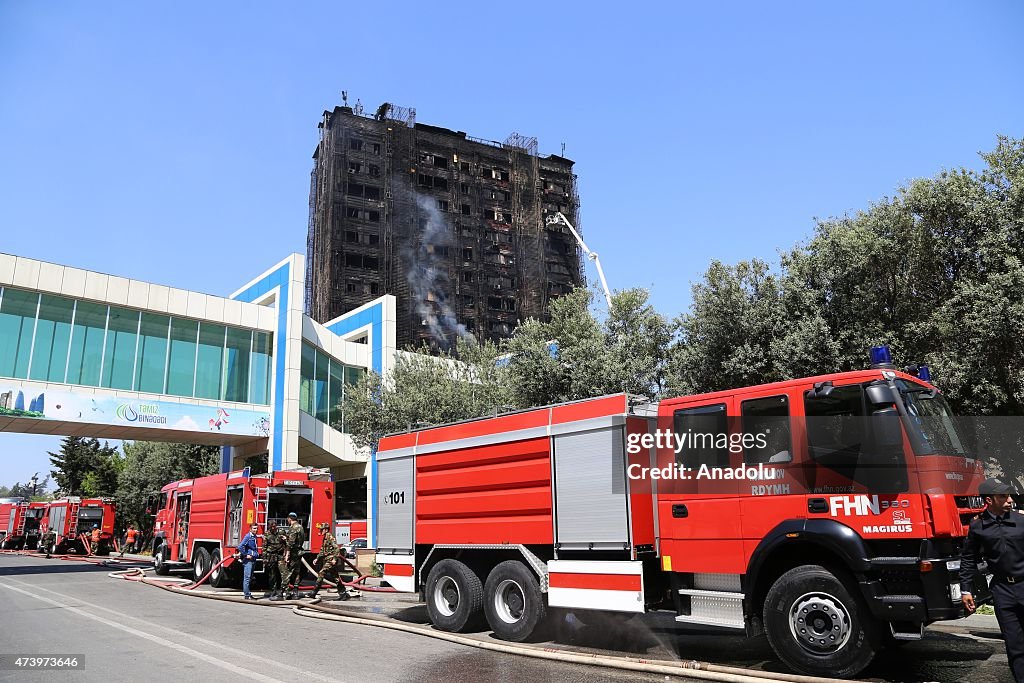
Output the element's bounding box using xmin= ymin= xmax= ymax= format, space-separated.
xmin=305 ymin=102 xmax=583 ymax=350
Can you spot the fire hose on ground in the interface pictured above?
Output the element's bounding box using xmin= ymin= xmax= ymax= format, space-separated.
xmin=299 ymin=554 xmax=394 ymax=593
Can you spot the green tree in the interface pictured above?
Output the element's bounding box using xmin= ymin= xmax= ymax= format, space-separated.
xmin=116 ymin=442 xmax=221 ymax=534
xmin=82 ymin=452 xmax=123 ymax=497
xmin=48 ymin=437 xmax=120 ymax=496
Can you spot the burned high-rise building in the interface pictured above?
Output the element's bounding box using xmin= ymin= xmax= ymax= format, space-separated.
xmin=305 ymin=101 xmax=583 ymax=350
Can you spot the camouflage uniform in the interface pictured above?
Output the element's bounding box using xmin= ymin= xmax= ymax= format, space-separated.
xmin=41 ymin=530 xmax=56 ymax=558
xmin=261 ymin=525 xmax=287 ymax=597
xmin=315 ymin=532 xmax=340 ymax=585
xmin=279 ymin=520 xmax=306 ymax=597
xmin=308 ymin=527 xmax=350 ymax=600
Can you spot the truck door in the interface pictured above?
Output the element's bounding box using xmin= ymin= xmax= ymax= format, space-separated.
xmin=48 ymin=506 xmax=65 ymax=541
xmin=226 ymin=487 xmax=243 ymax=547
xmin=174 ymin=492 xmax=192 ymax=560
xmin=657 ymin=396 xmax=746 ymax=574
xmin=736 ymin=390 xmax=806 ymax=558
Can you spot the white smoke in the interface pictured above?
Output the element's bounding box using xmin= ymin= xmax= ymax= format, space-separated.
xmin=406 ymin=193 xmax=474 ymax=348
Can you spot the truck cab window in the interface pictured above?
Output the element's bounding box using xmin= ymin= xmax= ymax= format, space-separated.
xmin=804 ymin=383 xmax=907 ymax=493
xmin=742 ymin=395 xmax=792 ymax=465
xmin=673 ymin=403 xmax=730 ymax=470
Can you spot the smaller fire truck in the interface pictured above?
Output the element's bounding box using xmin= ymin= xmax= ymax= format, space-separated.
xmin=149 ymin=468 xmax=334 ymax=587
xmin=1 ymin=498 xmax=47 ymax=549
xmin=375 ymin=357 xmax=984 ymax=678
xmin=43 ymin=497 xmax=117 ymax=555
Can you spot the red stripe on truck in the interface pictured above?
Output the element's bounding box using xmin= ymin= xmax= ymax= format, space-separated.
xmin=548 ymin=573 xmax=642 ymax=592
xmin=385 ymin=564 xmax=415 ymax=577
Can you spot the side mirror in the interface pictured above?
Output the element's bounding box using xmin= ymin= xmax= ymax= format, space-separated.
xmin=807 ymin=381 xmax=834 ymax=399
xmin=866 ymin=384 xmax=899 ymax=406
xmin=872 ymin=406 xmax=903 ymax=448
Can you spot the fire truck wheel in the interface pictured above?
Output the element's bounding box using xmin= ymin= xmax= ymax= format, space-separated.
xmin=425 ymin=559 xmax=485 ymax=632
xmin=193 ymin=548 xmax=212 ymax=583
xmin=210 ymin=549 xmax=232 ymax=588
xmin=154 ymin=545 xmax=171 ymax=575
xmin=763 ymin=565 xmax=879 ymax=678
xmin=484 ymin=560 xmax=546 ymax=643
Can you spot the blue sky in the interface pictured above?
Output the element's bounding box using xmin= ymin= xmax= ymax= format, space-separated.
xmin=1 ymin=1 xmax=1021 ymax=485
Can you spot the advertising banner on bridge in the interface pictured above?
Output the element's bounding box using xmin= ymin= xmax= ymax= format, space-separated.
xmin=0 ymin=383 xmax=271 ymax=438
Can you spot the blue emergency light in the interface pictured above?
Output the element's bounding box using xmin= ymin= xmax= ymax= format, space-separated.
xmin=918 ymin=364 xmax=931 ymax=382
xmin=870 ymin=345 xmax=893 ymax=366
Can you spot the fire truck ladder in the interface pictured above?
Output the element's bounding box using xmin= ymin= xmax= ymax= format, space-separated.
xmin=66 ymin=501 xmax=80 ymax=535
xmin=253 ymin=487 xmax=270 ymax=572
xmin=13 ymin=504 xmax=27 ymax=537
xmin=254 ymin=487 xmax=270 ymax=534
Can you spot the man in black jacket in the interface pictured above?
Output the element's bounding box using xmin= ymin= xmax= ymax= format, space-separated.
xmin=961 ymin=478 xmax=1024 ymax=682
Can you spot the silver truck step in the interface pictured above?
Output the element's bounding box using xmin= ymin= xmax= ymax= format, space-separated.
xmin=675 ymin=588 xmax=745 ymax=629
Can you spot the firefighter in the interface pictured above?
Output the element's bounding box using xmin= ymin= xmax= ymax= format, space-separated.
xmin=961 ymin=478 xmax=1024 ymax=683
xmin=263 ymin=521 xmax=287 ymax=600
xmin=120 ymin=523 xmax=138 ymax=556
xmin=89 ymin=524 xmax=101 ymax=554
xmin=279 ymin=512 xmax=306 ymax=600
xmin=307 ymin=522 xmax=347 ymax=600
xmin=40 ymin=528 xmax=56 ymax=558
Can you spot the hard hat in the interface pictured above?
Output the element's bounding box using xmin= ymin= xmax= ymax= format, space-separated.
xmin=288 ymin=512 xmax=298 ymax=519
xmin=92 ymin=524 xmax=98 ymax=528
xmin=317 ymin=522 xmax=328 ymax=531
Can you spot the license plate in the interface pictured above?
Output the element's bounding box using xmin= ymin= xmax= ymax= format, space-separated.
xmin=950 ymin=584 xmax=962 ymax=602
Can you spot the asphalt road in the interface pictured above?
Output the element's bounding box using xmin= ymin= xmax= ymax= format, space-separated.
xmin=0 ymin=553 xmax=1012 ymax=682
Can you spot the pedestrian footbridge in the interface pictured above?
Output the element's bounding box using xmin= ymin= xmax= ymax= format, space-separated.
xmin=0 ymin=252 xmax=396 ymax=533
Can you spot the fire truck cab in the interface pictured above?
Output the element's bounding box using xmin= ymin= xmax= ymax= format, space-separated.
xmin=44 ymin=497 xmax=117 ymax=554
xmin=375 ymin=365 xmax=984 ymax=678
xmin=150 ymin=468 xmax=334 ymax=588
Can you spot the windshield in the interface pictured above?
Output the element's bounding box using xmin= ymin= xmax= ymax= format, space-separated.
xmin=898 ymin=380 xmax=969 ymax=456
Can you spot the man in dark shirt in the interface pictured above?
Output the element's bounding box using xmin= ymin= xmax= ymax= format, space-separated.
xmin=961 ymin=477 xmax=1024 ymax=682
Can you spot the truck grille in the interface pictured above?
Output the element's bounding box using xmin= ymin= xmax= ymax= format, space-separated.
xmin=955 ymin=496 xmax=984 ymax=509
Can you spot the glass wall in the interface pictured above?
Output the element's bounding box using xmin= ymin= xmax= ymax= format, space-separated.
xmin=250 ymin=332 xmax=272 ymax=406
xmin=166 ymin=318 xmax=199 ymax=397
xmin=101 ymin=307 xmax=140 ymax=390
xmin=0 ymin=288 xmax=38 ymax=379
xmin=135 ymin=313 xmax=170 ymax=394
xmin=223 ymin=328 xmax=251 ymax=403
xmin=298 ymin=341 xmax=365 ymax=431
xmin=29 ymin=295 xmax=74 ymax=382
xmin=66 ymin=301 xmax=106 ymax=386
xmin=194 ymin=323 xmax=226 ymax=400
xmin=0 ymin=286 xmax=272 ymax=405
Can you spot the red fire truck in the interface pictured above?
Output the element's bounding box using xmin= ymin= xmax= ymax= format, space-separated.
xmin=149 ymin=468 xmax=334 ymax=587
xmin=0 ymin=499 xmax=47 ymax=549
xmin=44 ymin=497 xmax=117 ymax=554
xmin=375 ymin=364 xmax=984 ymax=678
